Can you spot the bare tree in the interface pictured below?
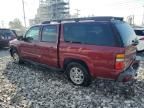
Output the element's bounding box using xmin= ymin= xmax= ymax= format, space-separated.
xmin=9 ymin=18 xmax=25 ymax=30
xmin=9 ymin=18 xmax=26 ymax=36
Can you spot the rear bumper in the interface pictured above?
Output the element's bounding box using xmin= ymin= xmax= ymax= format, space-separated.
xmin=117 ymin=60 xmax=140 ymax=82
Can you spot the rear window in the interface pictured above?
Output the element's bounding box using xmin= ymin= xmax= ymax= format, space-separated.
xmin=115 ymin=23 xmax=137 ymax=46
xmin=64 ymin=22 xmax=117 ymax=47
xmin=0 ymin=29 xmax=15 ymax=37
xmin=134 ymin=30 xmax=144 ymax=36
xmin=41 ymin=25 xmax=57 ymax=42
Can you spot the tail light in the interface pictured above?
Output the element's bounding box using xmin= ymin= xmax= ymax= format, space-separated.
xmin=115 ymin=54 xmax=125 ymax=70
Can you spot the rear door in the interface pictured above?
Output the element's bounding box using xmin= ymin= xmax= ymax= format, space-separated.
xmin=20 ymin=26 xmax=40 ymax=62
xmin=36 ymin=24 xmax=59 ymax=67
xmin=61 ymin=22 xmax=123 ymax=78
xmin=115 ymin=22 xmax=137 ymax=69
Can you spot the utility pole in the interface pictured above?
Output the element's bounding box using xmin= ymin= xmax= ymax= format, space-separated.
xmin=142 ymin=5 xmax=144 ymax=25
xmin=22 ymin=0 xmax=26 ymax=28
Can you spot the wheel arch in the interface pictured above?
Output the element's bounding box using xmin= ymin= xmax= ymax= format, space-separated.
xmin=9 ymin=46 xmax=18 ymax=57
xmin=63 ymin=58 xmax=92 ymax=86
xmin=63 ymin=58 xmax=89 ymax=72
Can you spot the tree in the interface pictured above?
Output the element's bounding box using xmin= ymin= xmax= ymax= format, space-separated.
xmin=9 ymin=18 xmax=25 ymax=30
xmin=9 ymin=18 xmax=26 ymax=36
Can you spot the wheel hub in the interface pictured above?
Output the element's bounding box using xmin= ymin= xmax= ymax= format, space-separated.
xmin=13 ymin=53 xmax=19 ymax=63
xmin=70 ymin=67 xmax=84 ymax=84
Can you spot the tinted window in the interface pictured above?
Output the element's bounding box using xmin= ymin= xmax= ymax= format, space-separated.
xmin=64 ymin=22 xmax=116 ymax=46
xmin=115 ymin=23 xmax=137 ymax=46
xmin=41 ymin=25 xmax=57 ymax=42
xmin=25 ymin=26 xmax=40 ymax=41
xmin=134 ymin=30 xmax=144 ymax=36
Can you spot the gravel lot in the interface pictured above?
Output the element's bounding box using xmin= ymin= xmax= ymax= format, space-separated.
xmin=0 ymin=49 xmax=144 ymax=108
xmin=0 ymin=48 xmax=9 ymax=58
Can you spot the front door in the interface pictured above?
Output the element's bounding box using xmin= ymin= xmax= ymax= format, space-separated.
xmin=20 ymin=26 xmax=40 ymax=62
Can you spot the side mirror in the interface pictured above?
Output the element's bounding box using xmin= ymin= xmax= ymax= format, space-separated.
xmin=23 ymin=37 xmax=33 ymax=42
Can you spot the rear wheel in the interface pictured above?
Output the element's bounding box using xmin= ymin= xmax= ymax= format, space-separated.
xmin=66 ymin=62 xmax=92 ymax=86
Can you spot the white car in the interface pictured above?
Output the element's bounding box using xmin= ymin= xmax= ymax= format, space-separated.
xmin=134 ymin=28 xmax=144 ymax=51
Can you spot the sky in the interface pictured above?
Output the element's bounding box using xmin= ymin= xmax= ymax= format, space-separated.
xmin=0 ymin=0 xmax=143 ymax=27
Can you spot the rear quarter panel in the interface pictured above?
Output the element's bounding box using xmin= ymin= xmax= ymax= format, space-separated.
xmin=59 ymin=41 xmax=125 ymax=79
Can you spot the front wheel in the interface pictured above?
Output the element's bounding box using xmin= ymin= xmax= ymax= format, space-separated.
xmin=11 ymin=50 xmax=22 ymax=64
xmin=66 ymin=62 xmax=92 ymax=86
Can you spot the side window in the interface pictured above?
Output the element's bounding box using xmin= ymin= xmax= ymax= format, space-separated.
xmin=41 ymin=25 xmax=57 ymax=42
xmin=64 ymin=22 xmax=116 ymax=46
xmin=115 ymin=23 xmax=137 ymax=46
xmin=25 ymin=26 xmax=40 ymax=41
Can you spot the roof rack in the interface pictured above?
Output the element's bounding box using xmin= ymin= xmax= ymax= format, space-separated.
xmin=42 ymin=16 xmax=123 ymax=24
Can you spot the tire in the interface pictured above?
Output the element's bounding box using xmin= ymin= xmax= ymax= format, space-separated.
xmin=66 ymin=62 xmax=92 ymax=86
xmin=11 ymin=49 xmax=23 ymax=64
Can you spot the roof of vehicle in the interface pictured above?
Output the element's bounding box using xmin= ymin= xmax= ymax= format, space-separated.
xmin=0 ymin=28 xmax=11 ymax=30
xmin=133 ymin=27 xmax=144 ymax=30
xmin=41 ymin=16 xmax=124 ymax=24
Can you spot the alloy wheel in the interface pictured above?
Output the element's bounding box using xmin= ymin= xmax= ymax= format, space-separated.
xmin=69 ymin=67 xmax=84 ymax=85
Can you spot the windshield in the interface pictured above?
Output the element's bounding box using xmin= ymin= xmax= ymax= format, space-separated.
xmin=0 ymin=29 xmax=15 ymax=37
xmin=115 ymin=22 xmax=137 ymax=46
xmin=134 ymin=30 xmax=144 ymax=36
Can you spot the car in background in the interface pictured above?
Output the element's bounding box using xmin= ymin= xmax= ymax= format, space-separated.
xmin=11 ymin=29 xmax=18 ymax=37
xmin=11 ymin=29 xmax=25 ymax=37
xmin=134 ymin=27 xmax=144 ymax=51
xmin=0 ymin=28 xmax=16 ymax=48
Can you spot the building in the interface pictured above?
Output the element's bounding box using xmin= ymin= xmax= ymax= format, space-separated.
xmin=30 ymin=0 xmax=70 ymax=25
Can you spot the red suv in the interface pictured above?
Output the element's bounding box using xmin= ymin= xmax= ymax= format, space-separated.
xmin=9 ymin=17 xmax=139 ymax=86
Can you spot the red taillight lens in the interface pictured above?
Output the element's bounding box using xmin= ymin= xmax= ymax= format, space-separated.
xmin=115 ymin=54 xmax=125 ymax=70
xmin=115 ymin=62 xmax=125 ymax=70
xmin=123 ymin=76 xmax=133 ymax=82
